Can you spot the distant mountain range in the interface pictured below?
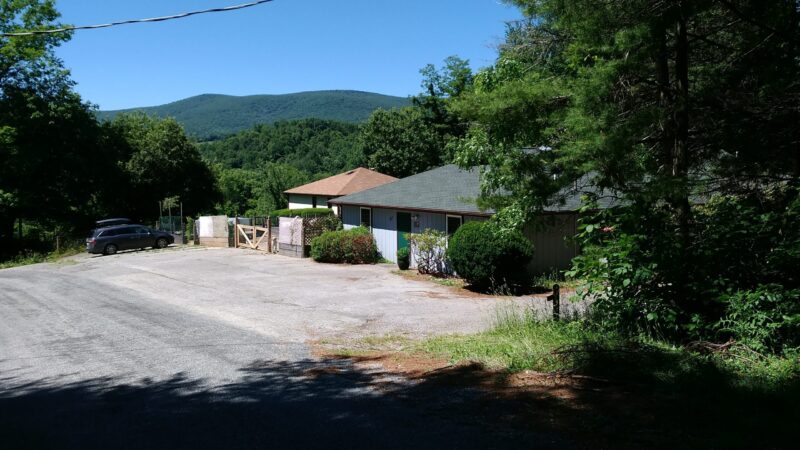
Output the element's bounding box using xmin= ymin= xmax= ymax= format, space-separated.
xmin=96 ymin=90 xmax=410 ymax=140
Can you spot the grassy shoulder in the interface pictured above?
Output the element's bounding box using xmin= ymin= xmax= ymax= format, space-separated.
xmin=421 ymin=310 xmax=798 ymax=386
xmin=326 ymin=311 xmax=798 ymax=449
xmin=0 ymin=246 xmax=83 ymax=270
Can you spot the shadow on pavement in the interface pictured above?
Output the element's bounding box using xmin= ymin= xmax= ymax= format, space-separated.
xmin=0 ymin=358 xmax=573 ymax=450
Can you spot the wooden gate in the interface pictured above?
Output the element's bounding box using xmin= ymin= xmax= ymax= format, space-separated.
xmin=234 ymin=218 xmax=272 ymax=252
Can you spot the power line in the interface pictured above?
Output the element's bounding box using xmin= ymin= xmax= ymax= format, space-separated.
xmin=1 ymin=0 xmax=274 ymax=37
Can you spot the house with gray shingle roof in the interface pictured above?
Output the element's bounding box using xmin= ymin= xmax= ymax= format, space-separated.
xmin=330 ymin=164 xmax=609 ymax=272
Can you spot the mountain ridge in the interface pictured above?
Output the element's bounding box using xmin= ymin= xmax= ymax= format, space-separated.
xmin=96 ymin=90 xmax=410 ymax=140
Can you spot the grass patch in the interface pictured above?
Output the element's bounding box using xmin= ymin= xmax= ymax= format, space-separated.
xmin=415 ymin=309 xmax=799 ymax=449
xmin=357 ymin=334 xmax=414 ymax=349
xmin=420 ymin=311 xmax=601 ymax=372
xmin=420 ymin=308 xmax=799 ymax=382
xmin=391 ymin=269 xmax=466 ymax=289
xmin=0 ymin=246 xmax=83 ymax=270
xmin=530 ymin=270 xmax=584 ymax=292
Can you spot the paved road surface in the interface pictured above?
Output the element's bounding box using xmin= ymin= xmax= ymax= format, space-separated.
xmin=0 ymin=247 xmax=576 ymax=449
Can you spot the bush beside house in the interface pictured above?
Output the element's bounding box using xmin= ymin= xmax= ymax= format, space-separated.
xmin=447 ymin=221 xmax=533 ymax=290
xmin=396 ymin=247 xmax=410 ymax=270
xmin=407 ymin=229 xmax=448 ymax=275
xmin=310 ymin=227 xmax=380 ymax=264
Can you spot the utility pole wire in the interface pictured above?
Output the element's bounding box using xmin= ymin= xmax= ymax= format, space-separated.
xmin=1 ymin=0 xmax=274 ymax=37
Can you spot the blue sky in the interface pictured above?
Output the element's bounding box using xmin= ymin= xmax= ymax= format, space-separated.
xmin=54 ymin=0 xmax=522 ymax=110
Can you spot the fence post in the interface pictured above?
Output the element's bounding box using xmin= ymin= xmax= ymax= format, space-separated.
xmin=234 ymin=217 xmax=239 ymax=248
xmin=547 ymin=284 xmax=561 ymax=321
xmin=267 ymin=217 xmax=272 ymax=253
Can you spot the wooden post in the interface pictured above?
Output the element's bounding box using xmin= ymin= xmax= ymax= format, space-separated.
xmin=55 ymin=235 xmax=60 ymax=253
xmin=168 ymin=203 xmax=173 ymax=233
xmin=267 ymin=217 xmax=272 ymax=253
xmin=547 ymin=284 xmax=561 ymax=321
xmin=234 ymin=217 xmax=239 ymax=248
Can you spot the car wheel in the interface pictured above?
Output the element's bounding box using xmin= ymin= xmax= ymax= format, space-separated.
xmin=104 ymin=244 xmax=118 ymax=255
xmin=155 ymin=238 xmax=168 ymax=249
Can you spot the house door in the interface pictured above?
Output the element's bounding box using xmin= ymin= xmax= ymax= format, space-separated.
xmin=397 ymin=212 xmax=411 ymax=250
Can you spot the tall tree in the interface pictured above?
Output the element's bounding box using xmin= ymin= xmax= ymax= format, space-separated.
xmin=0 ymin=1 xmax=117 ymax=243
xmin=109 ymin=113 xmax=220 ymax=220
xmin=0 ymin=0 xmax=69 ymax=92
xmin=414 ymin=55 xmax=473 ymax=149
xmin=456 ymin=0 xmax=800 ymax=223
xmin=453 ymin=0 xmax=800 ymax=340
xmin=360 ymin=107 xmax=445 ymax=178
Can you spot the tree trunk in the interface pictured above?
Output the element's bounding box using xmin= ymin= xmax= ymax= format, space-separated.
xmin=0 ymin=215 xmax=16 ymax=244
xmin=653 ymin=21 xmax=671 ymax=167
xmin=673 ymin=3 xmax=693 ymax=293
xmin=789 ymin=0 xmax=800 ymax=179
xmin=674 ymin=6 xmax=691 ymax=219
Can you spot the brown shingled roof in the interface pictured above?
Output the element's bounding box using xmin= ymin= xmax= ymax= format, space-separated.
xmin=284 ymin=167 xmax=398 ymax=196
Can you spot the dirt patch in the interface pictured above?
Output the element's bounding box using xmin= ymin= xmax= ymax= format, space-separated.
xmin=391 ymin=269 xmax=573 ymax=300
xmin=310 ymin=346 xmax=706 ymax=450
xmin=407 ymin=290 xmax=465 ymax=300
xmin=302 ymin=365 xmax=345 ymax=379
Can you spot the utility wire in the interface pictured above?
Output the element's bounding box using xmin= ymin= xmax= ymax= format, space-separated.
xmin=1 ymin=0 xmax=274 ymax=37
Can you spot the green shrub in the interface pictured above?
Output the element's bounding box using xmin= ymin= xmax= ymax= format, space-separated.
xmin=310 ymin=226 xmax=379 ymax=264
xmin=718 ymin=285 xmax=800 ymax=353
xmin=446 ymin=221 xmax=533 ymax=290
xmin=407 ymin=229 xmax=448 ymax=275
xmin=568 ymin=190 xmax=800 ymax=349
xmin=269 ymin=208 xmax=332 ymax=224
xmin=397 ymin=247 xmax=410 ymax=270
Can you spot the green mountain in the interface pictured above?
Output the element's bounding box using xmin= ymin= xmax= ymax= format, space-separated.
xmin=97 ymin=90 xmax=410 ymax=140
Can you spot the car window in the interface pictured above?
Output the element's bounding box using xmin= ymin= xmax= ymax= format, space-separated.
xmin=136 ymin=227 xmax=150 ymax=234
xmin=117 ymin=227 xmax=136 ymax=235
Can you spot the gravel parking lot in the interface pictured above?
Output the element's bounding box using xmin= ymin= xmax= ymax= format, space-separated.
xmin=0 ymin=246 xmax=573 ymax=449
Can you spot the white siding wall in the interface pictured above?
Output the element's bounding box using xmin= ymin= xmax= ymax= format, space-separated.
xmin=342 ymin=206 xmax=576 ymax=273
xmin=288 ymin=194 xmax=338 ymax=215
xmin=372 ymin=208 xmax=398 ymax=262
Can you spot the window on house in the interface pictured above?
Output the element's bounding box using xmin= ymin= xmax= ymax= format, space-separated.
xmin=446 ymin=215 xmax=462 ymax=237
xmin=312 ymin=196 xmax=318 ymax=208
xmin=360 ymin=207 xmax=372 ymax=229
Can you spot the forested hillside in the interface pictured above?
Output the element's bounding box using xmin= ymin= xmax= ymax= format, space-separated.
xmin=97 ymin=90 xmax=410 ymax=140
xmin=199 ymin=119 xmax=363 ymax=175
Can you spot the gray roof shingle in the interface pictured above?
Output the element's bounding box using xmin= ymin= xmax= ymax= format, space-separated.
xmin=330 ymin=165 xmax=619 ymax=215
xmin=330 ymin=165 xmax=493 ymax=215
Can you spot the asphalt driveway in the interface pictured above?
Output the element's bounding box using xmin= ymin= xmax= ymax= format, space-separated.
xmin=0 ymin=246 xmax=574 ymax=449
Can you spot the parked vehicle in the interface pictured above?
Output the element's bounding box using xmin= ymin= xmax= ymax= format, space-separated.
xmin=86 ymin=225 xmax=174 ymax=255
xmin=94 ymin=218 xmax=132 ymax=228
